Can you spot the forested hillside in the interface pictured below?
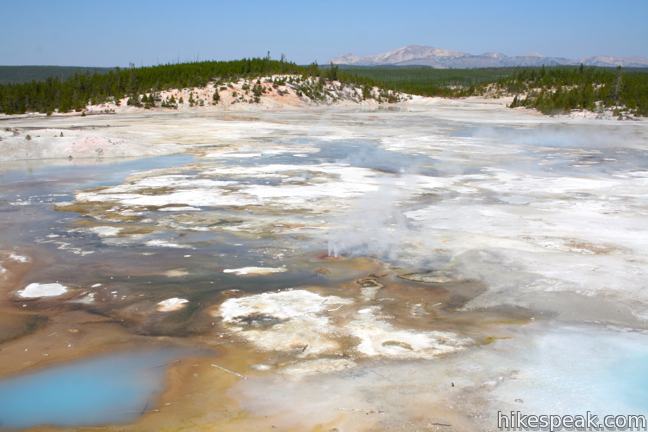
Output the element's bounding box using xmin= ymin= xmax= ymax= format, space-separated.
xmin=0 ymin=58 xmax=371 ymax=114
xmin=338 ymin=66 xmax=517 ymax=96
xmin=503 ymin=66 xmax=648 ymax=116
xmin=0 ymin=66 xmax=112 ymax=84
xmin=344 ymin=65 xmax=648 ymax=116
xmin=2 ymin=59 xmax=647 ymax=116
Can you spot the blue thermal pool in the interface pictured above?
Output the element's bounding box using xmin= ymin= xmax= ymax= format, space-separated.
xmin=0 ymin=348 xmax=186 ymax=429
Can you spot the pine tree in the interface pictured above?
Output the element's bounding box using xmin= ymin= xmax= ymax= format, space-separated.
xmin=510 ymin=95 xmax=519 ymax=108
xmin=328 ymin=62 xmax=338 ymax=81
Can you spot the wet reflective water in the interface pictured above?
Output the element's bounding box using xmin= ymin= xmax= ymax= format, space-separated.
xmin=0 ymin=154 xmax=194 ymax=247
xmin=0 ymin=348 xmax=186 ymax=428
xmin=491 ymin=326 xmax=648 ymax=416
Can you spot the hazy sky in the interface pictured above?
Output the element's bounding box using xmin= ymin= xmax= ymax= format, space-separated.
xmin=2 ymin=0 xmax=647 ymax=66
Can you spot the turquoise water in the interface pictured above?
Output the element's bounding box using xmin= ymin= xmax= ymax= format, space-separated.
xmin=493 ymin=326 xmax=648 ymax=416
xmin=607 ymin=350 xmax=648 ymax=412
xmin=0 ymin=348 xmax=185 ymax=429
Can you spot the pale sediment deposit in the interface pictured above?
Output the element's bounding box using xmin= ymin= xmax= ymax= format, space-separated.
xmin=222 ymin=266 xmax=287 ymax=276
xmin=16 ymin=282 xmax=68 ymax=298
xmin=156 ymin=297 xmax=189 ymax=312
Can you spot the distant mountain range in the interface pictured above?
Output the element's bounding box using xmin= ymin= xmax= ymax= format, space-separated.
xmin=331 ymin=45 xmax=648 ymax=68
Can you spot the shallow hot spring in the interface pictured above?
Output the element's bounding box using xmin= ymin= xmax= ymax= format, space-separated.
xmin=0 ymin=348 xmax=186 ymax=429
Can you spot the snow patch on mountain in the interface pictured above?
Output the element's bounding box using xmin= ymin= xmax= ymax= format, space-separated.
xmin=332 ymin=45 xmax=648 ymax=69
